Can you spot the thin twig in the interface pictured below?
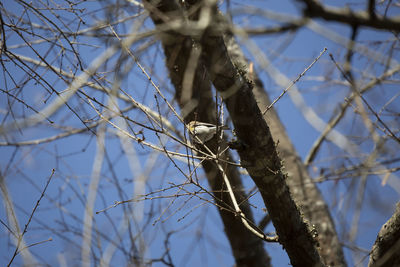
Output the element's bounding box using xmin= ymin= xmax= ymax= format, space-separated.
xmin=0 ymin=218 xmax=16 ymax=238
xmin=262 ymin=47 xmax=327 ymax=114
xmin=215 ymin=162 xmax=278 ymax=242
xmin=7 ymin=169 xmax=55 ymax=267
xmin=329 ymin=53 xmax=400 ymax=144
xmin=305 ymin=64 xmax=400 ymax=165
xmin=16 ymin=237 xmax=53 ymax=254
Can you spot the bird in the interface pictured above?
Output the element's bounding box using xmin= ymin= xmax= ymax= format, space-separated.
xmin=187 ymin=121 xmax=229 ymax=143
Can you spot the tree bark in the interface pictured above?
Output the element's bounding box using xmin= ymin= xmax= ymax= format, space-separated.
xmin=144 ymin=1 xmax=271 ymax=266
xmin=201 ymin=33 xmax=323 ymax=266
xmin=222 ymin=29 xmax=346 ymax=266
xmin=144 ymin=0 xmax=325 ymax=266
xmin=369 ymin=202 xmax=400 ymax=267
xmin=189 ymin=1 xmax=324 ymax=266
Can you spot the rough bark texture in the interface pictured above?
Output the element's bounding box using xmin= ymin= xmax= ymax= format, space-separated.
xmin=222 ymin=30 xmax=346 ymax=266
xmin=144 ymin=0 xmax=325 ymax=266
xmin=202 ymin=35 xmax=323 ymax=266
xmin=144 ymin=1 xmax=271 ymax=266
xmin=253 ymin=82 xmax=346 ymax=266
xmin=193 ymin=3 xmax=324 ymax=266
xmin=368 ymin=202 xmax=400 ymax=267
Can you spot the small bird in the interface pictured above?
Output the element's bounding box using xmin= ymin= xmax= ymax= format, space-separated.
xmin=187 ymin=121 xmax=229 ymax=143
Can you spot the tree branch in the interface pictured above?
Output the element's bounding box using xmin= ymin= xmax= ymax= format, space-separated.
xmin=143 ymin=1 xmax=272 ymax=265
xmin=300 ymin=0 xmax=400 ymax=31
xmin=369 ymin=202 xmax=400 ymax=267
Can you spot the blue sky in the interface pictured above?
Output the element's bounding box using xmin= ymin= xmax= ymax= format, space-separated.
xmin=1 ymin=0 xmax=399 ymax=266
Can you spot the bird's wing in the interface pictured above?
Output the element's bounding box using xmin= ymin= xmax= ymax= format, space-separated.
xmin=197 ymin=122 xmax=215 ymax=127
